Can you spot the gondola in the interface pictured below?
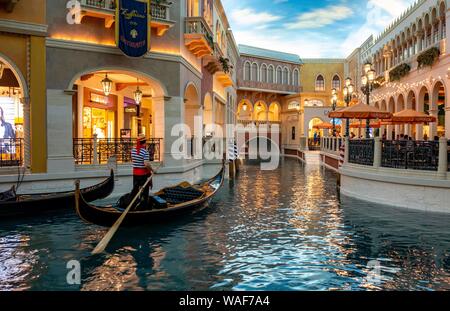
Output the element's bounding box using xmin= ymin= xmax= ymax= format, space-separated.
xmin=0 ymin=170 xmax=115 ymax=218
xmin=75 ymin=165 xmax=225 ymax=227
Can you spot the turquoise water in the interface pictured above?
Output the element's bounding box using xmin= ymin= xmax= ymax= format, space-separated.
xmin=1 ymin=158 xmax=450 ymax=291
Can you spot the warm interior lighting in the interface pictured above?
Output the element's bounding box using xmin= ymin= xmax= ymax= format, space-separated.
xmin=101 ymin=74 xmax=113 ymax=96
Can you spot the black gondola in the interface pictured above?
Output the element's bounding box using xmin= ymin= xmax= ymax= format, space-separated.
xmin=0 ymin=170 xmax=115 ymax=218
xmin=75 ymin=165 xmax=225 ymax=227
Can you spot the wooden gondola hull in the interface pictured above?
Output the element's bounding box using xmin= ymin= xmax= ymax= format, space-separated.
xmin=0 ymin=171 xmax=115 ymax=219
xmin=75 ymin=166 xmax=225 ymax=227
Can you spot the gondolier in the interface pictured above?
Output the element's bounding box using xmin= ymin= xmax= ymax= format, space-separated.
xmin=131 ymin=134 xmax=153 ymax=204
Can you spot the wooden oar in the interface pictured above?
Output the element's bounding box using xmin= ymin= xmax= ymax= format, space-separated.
xmin=91 ymin=174 xmax=154 ymax=255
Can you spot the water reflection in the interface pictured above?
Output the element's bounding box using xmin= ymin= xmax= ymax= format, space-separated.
xmin=0 ymin=158 xmax=449 ymax=290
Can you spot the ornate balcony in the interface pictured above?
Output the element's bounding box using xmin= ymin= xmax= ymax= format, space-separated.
xmin=238 ymin=79 xmax=301 ymax=94
xmin=79 ymin=0 xmax=175 ymax=36
xmin=184 ymin=17 xmax=214 ymax=58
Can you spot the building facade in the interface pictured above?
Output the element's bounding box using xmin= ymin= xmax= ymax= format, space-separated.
xmin=0 ymin=0 xmax=239 ymax=191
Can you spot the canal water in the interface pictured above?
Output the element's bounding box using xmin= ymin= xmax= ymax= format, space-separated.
xmin=1 ymin=158 xmax=450 ymax=291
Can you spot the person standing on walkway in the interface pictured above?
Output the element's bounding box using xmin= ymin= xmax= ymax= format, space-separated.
xmin=131 ymin=134 xmax=153 ymax=205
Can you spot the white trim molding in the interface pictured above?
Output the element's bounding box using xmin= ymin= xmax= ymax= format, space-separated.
xmin=0 ymin=18 xmax=48 ymax=36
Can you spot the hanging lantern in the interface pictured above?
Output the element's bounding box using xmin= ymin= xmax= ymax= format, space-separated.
xmin=134 ymin=86 xmax=143 ymax=105
xmin=134 ymin=85 xmax=143 ymax=116
xmin=101 ymin=74 xmax=113 ymax=96
xmin=242 ymin=102 xmax=248 ymax=111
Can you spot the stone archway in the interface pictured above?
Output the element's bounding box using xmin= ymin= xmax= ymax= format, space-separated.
xmin=418 ymin=86 xmax=431 ymax=139
xmin=431 ymin=81 xmax=446 ymax=138
xmin=0 ymin=53 xmax=29 ymax=170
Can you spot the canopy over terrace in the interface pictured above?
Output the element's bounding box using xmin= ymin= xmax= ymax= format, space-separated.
xmin=313 ymin=122 xmax=341 ymax=130
xmin=382 ymin=109 xmax=437 ymax=125
xmin=329 ymin=101 xmax=392 ymax=138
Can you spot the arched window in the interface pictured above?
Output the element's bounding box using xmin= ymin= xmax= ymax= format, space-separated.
xmin=251 ymin=63 xmax=258 ymax=81
xmin=292 ymin=69 xmax=299 ymax=86
xmin=276 ymin=67 xmax=282 ymax=84
xmin=244 ymin=62 xmax=251 ymax=81
xmin=332 ymin=75 xmax=341 ymax=90
xmin=268 ymin=65 xmax=274 ymax=83
xmin=282 ymin=67 xmax=289 ymax=85
xmin=261 ymin=64 xmax=268 ymax=83
xmin=315 ymin=75 xmax=325 ymax=91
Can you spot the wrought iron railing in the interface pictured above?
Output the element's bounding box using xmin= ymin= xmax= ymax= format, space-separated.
xmin=73 ymin=138 xmax=162 ymax=165
xmin=0 ymin=138 xmax=24 ymax=167
xmin=348 ymin=139 xmax=374 ymax=166
xmin=381 ymin=140 xmax=439 ymax=171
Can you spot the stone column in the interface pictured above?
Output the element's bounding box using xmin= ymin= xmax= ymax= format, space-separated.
xmin=46 ymin=89 xmax=75 ymax=173
xmin=445 ymin=106 xmax=450 ymax=139
xmin=416 ymin=124 xmax=424 ymax=140
xmin=429 ymin=109 xmax=438 ymax=138
xmin=344 ymin=137 xmax=349 ymax=164
xmin=438 ymin=137 xmax=448 ymax=178
xmin=373 ymin=137 xmax=381 ymax=168
xmin=387 ymin=125 xmax=393 ymax=140
xmin=22 ymin=97 xmax=31 ymax=170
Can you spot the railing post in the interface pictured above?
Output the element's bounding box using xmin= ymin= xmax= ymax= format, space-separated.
xmin=373 ymin=137 xmax=382 ymax=168
xmin=438 ymin=137 xmax=448 ymax=178
xmin=344 ymin=137 xmax=349 ymax=164
xmin=93 ymin=134 xmax=99 ymax=165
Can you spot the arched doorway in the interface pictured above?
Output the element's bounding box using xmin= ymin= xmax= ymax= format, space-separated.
xmin=268 ymin=102 xmax=280 ymax=122
xmin=253 ymin=101 xmax=267 ymax=122
xmin=0 ymin=55 xmax=27 ymax=168
xmin=432 ymin=81 xmax=446 ymax=138
xmin=396 ymin=94 xmax=406 ymax=136
xmin=418 ymin=86 xmax=430 ymax=140
xmin=70 ymin=68 xmax=167 ymax=164
xmin=203 ymin=93 xmax=213 ymax=135
xmin=237 ymin=99 xmax=253 ymax=122
xmin=308 ymin=117 xmax=324 ymax=148
xmin=184 ymin=82 xmax=201 ymax=138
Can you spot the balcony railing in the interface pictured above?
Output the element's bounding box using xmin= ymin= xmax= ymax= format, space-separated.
xmin=79 ymin=0 xmax=173 ymax=32
xmin=321 ymin=137 xmax=344 ymax=155
xmin=184 ymin=16 xmax=214 ymax=48
xmin=238 ymin=79 xmax=301 ymax=94
xmin=0 ymin=138 xmax=24 ymax=167
xmin=73 ymin=138 xmax=162 ymax=165
xmin=381 ymin=140 xmax=439 ymax=171
xmin=348 ymin=139 xmax=374 ymax=166
xmin=237 ymin=120 xmax=281 ymax=127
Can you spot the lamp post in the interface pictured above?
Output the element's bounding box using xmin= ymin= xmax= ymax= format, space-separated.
xmin=361 ymin=62 xmax=376 ymax=139
xmin=342 ymin=78 xmax=355 ymax=137
xmin=331 ymin=88 xmax=338 ymax=136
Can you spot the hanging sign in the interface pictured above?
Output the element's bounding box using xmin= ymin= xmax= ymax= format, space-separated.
xmin=115 ymin=0 xmax=151 ymax=58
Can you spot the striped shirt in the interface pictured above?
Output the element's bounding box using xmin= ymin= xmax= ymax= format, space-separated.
xmin=131 ymin=147 xmax=150 ymax=175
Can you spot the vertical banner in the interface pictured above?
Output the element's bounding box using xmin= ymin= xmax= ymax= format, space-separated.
xmin=115 ymin=0 xmax=151 ymax=58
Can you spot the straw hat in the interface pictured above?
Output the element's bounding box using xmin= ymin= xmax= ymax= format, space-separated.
xmin=137 ymin=133 xmax=146 ymax=142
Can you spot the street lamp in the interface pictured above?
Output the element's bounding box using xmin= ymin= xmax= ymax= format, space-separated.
xmin=342 ymin=78 xmax=355 ymax=137
xmin=331 ymin=88 xmax=338 ymax=136
xmin=361 ymin=62 xmax=376 ymax=138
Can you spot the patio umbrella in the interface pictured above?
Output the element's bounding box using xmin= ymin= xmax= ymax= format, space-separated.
xmin=313 ymin=122 xmax=341 ymax=130
xmin=381 ymin=109 xmax=437 ymax=125
xmin=350 ymin=121 xmax=381 ymax=128
xmin=329 ymin=102 xmax=392 ymax=138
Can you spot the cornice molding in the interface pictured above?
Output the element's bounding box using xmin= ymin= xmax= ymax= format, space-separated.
xmin=0 ymin=18 xmax=47 ymax=36
xmin=46 ymin=38 xmax=203 ymax=79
